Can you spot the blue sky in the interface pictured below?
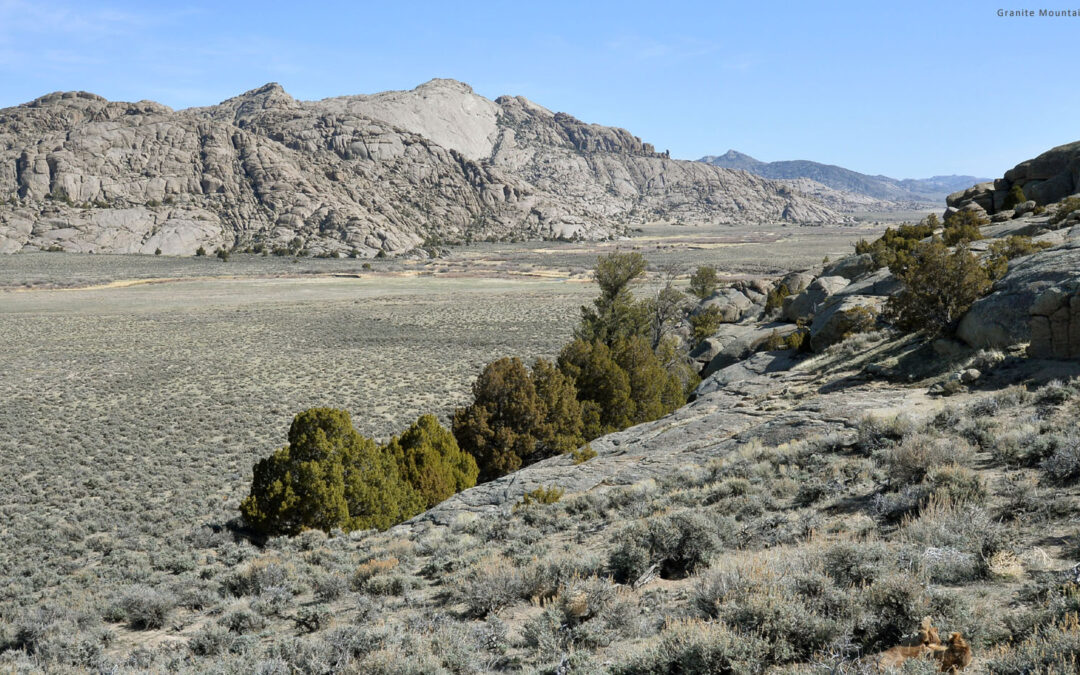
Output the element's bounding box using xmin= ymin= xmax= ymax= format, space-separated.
xmin=1 ymin=0 xmax=1076 ymax=178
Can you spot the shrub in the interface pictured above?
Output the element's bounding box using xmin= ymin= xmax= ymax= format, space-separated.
xmin=984 ymin=616 xmax=1080 ymax=673
xmin=855 ymin=221 xmax=934 ymax=270
xmin=352 ymin=557 xmax=398 ymax=590
xmin=863 ymin=572 xmax=931 ymax=650
xmin=188 ymin=624 xmax=235 ymax=656
xmin=689 ymin=305 xmax=724 ymax=343
xmin=195 ymin=246 xmax=207 ymax=256
xmin=1003 ymin=184 xmax=1027 ymax=210
xmin=687 ymin=266 xmax=719 ymax=300
xmin=576 ymin=251 xmax=652 ymax=345
xmin=571 ymin=444 xmax=597 ymax=464
xmin=1049 ymin=195 xmax=1080 ymax=225
xmin=240 ymin=408 xmax=422 ymax=536
xmin=885 ymin=240 xmax=995 ymax=335
xmin=785 ymin=326 xmax=810 ymax=352
xmin=764 ymin=329 xmax=786 ymax=351
xmin=942 ymin=210 xmax=988 ymax=246
xmin=765 ymin=283 xmax=790 ymax=313
xmin=611 ymin=620 xmax=770 ymax=675
xmin=386 ymin=414 xmax=478 ymax=509
xmin=118 ymin=585 xmax=176 ymax=630
xmin=879 ymin=434 xmax=969 ymax=485
xmin=455 ymin=557 xmax=527 ymax=617
xmin=294 ymin=605 xmax=331 ymax=633
xmin=1040 ymin=436 xmax=1080 ymax=483
xmin=215 ymin=247 xmax=230 ymax=262
xmin=609 ymin=511 xmax=718 ymax=582
xmin=985 ymin=235 xmax=1053 ymax=279
xmin=518 ymin=485 xmax=564 ymax=507
xmin=453 ymin=357 xmax=584 ymax=482
xmin=558 ymin=339 xmax=632 ymax=439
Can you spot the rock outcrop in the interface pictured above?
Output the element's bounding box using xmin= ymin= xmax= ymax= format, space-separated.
xmin=0 ymin=81 xmax=840 ymax=255
xmin=947 ymin=140 xmax=1080 ymax=216
xmin=956 ymin=241 xmax=1080 ymax=350
xmin=1028 ymin=283 xmax=1080 ymax=359
xmin=782 ymin=275 xmax=850 ymax=322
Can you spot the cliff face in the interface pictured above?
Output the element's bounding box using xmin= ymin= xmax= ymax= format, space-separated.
xmin=0 ymin=81 xmax=839 ymax=255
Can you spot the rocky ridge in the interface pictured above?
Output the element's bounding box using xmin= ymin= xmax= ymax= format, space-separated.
xmin=701 ymin=149 xmax=989 ymax=207
xmin=0 ymin=81 xmax=839 ymax=255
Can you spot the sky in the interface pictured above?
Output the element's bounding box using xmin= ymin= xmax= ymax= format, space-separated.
xmin=1 ymin=0 xmax=1077 ymax=179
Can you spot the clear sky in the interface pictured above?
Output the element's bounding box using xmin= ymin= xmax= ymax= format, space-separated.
xmin=1 ymin=0 xmax=1077 ymax=178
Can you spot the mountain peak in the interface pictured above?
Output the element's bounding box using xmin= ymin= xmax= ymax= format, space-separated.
xmin=413 ymin=78 xmax=475 ymax=95
xmin=721 ymin=149 xmax=759 ymax=162
xmin=230 ymin=82 xmax=295 ymax=104
xmin=25 ymin=90 xmax=109 ymax=108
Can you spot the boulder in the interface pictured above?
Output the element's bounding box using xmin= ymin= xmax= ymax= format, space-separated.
xmin=695 ymin=288 xmax=753 ymax=323
xmin=808 ymin=295 xmax=885 ymax=351
xmin=1028 ymin=283 xmax=1080 ymax=359
xmin=693 ymin=351 xmax=801 ymax=398
xmin=782 ymin=275 xmax=850 ymax=322
xmin=1014 ymin=200 xmax=1037 ymax=217
xmin=822 ymin=253 xmax=875 ymax=280
xmin=956 ymin=241 xmax=1080 ymax=349
xmin=701 ymin=322 xmax=799 ymax=377
xmin=946 ymin=182 xmax=995 ymax=213
xmin=835 ymin=268 xmax=902 ymax=298
xmin=779 ymin=270 xmax=816 ymax=294
xmin=688 ymin=337 xmax=725 ymax=366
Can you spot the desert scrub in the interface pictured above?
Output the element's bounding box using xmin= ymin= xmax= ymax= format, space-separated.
xmin=693 ymin=556 xmax=850 ymax=664
xmin=611 ymin=619 xmax=770 ymax=674
xmin=876 ymin=433 xmax=972 ymax=485
xmin=854 ymin=414 xmax=919 ymax=455
xmin=984 ymin=615 xmax=1080 ymax=673
xmin=453 ymin=556 xmax=530 ymax=617
xmin=1040 ymin=435 xmax=1080 ymax=483
xmin=608 ymin=510 xmax=722 ymax=582
xmin=900 ymin=498 xmax=1011 ymax=582
xmin=115 ymin=585 xmax=176 ymax=630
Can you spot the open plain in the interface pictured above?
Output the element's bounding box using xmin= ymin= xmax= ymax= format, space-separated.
xmin=0 ymin=222 xmax=888 ymax=643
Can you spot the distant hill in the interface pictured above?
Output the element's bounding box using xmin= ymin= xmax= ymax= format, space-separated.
xmin=699 ymin=150 xmax=988 ymax=205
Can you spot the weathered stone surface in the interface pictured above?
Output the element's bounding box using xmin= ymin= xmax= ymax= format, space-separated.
xmin=779 ymin=270 xmax=816 ymax=294
xmin=782 ymin=275 xmax=850 ymax=322
xmin=957 ymin=242 xmax=1080 ymax=349
xmin=695 ymin=288 xmax=754 ymax=323
xmin=834 ymin=268 xmax=902 ymax=298
xmin=947 ymin=140 xmax=1080 ymax=216
xmin=808 ymin=295 xmax=884 ymax=351
xmin=822 ymin=253 xmax=875 ymax=280
xmin=1027 ymin=283 xmax=1080 ymax=358
xmin=0 ymin=81 xmax=841 ymax=255
xmin=700 ymin=322 xmax=798 ymax=377
xmin=688 ymin=337 xmax=724 ymax=366
xmin=1014 ymin=200 xmax=1037 ymax=217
